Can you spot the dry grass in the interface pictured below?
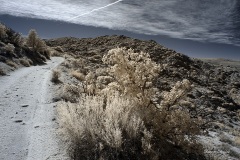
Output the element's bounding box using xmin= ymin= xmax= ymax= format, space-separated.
xmin=0 ymin=68 xmax=6 ymax=75
xmin=20 ymin=58 xmax=31 ymax=67
xmin=0 ymin=24 xmax=6 ymax=38
xmin=219 ymin=133 xmax=233 ymax=145
xmin=234 ymin=136 xmax=240 ymax=147
xmin=71 ymin=70 xmax=85 ymax=81
xmin=51 ymin=70 xmax=61 ymax=83
xmin=4 ymin=43 xmax=15 ymax=54
xmin=43 ymin=49 xmax=51 ymax=59
xmin=61 ymin=84 xmax=83 ymax=103
xmin=51 ymin=51 xmax=62 ymax=57
xmin=229 ymin=149 xmax=240 ymax=159
xmin=71 ymin=58 xmax=85 ymax=69
xmin=6 ymin=60 xmax=17 ymax=68
xmin=57 ymin=95 xmax=154 ymax=159
xmin=57 ymin=48 xmax=205 ymax=159
xmin=52 ymin=46 xmax=64 ymax=53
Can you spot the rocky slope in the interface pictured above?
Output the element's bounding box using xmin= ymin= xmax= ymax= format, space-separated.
xmin=47 ymin=35 xmax=240 ymax=159
xmin=46 ymin=35 xmax=240 ymax=114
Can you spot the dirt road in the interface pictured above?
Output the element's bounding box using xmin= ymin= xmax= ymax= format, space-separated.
xmin=0 ymin=57 xmax=67 ymax=160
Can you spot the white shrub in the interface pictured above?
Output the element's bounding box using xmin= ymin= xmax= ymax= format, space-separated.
xmin=103 ymin=47 xmax=160 ymax=106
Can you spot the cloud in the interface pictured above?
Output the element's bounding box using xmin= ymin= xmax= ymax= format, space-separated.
xmin=67 ymin=0 xmax=122 ymax=21
xmin=0 ymin=0 xmax=239 ymax=46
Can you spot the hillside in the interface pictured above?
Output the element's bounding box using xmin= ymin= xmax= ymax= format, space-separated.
xmin=47 ymin=35 xmax=240 ymax=112
xmin=0 ymin=23 xmax=50 ymax=75
xmin=46 ymin=35 xmax=240 ymax=159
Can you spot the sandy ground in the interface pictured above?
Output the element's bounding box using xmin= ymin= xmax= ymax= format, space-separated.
xmin=0 ymin=57 xmax=68 ymax=160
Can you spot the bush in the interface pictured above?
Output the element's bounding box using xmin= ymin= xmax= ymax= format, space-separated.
xmin=26 ymin=29 xmax=47 ymax=53
xmin=42 ymin=49 xmax=51 ymax=59
xmin=71 ymin=70 xmax=85 ymax=81
xmin=6 ymin=60 xmax=17 ymax=68
xmin=51 ymin=51 xmax=62 ymax=57
xmin=0 ymin=68 xmax=6 ymax=75
xmin=4 ymin=43 xmax=15 ymax=55
xmin=61 ymin=84 xmax=82 ymax=103
xmin=71 ymin=58 xmax=85 ymax=69
xmin=51 ymin=70 xmax=61 ymax=83
xmin=235 ymin=136 xmax=240 ymax=147
xmin=0 ymin=24 xmax=6 ymax=39
xmin=58 ymin=47 xmax=204 ymax=159
xmin=12 ymin=33 xmax=24 ymax=47
xmin=19 ymin=58 xmax=31 ymax=67
xmin=53 ymin=46 xmax=64 ymax=53
xmin=58 ymin=95 xmax=154 ymax=160
xmin=102 ymin=47 xmax=160 ymax=106
xmin=103 ymin=48 xmax=203 ymax=155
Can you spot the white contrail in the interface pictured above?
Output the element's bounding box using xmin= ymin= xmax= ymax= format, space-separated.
xmin=68 ymin=0 xmax=123 ymax=21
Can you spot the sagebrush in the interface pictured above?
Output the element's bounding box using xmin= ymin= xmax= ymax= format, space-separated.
xmin=51 ymin=70 xmax=61 ymax=83
xmin=57 ymin=47 xmax=204 ymax=159
xmin=26 ymin=29 xmax=48 ymax=53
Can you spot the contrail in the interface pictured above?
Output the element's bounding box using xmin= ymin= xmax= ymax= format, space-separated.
xmin=68 ymin=0 xmax=123 ymax=21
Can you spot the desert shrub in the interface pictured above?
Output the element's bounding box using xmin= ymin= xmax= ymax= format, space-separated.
xmin=26 ymin=29 xmax=47 ymax=53
xmin=102 ymin=47 xmax=160 ymax=106
xmin=42 ymin=49 xmax=51 ymax=59
xmin=234 ymin=136 xmax=240 ymax=147
xmin=204 ymin=149 xmax=226 ymax=160
xmin=4 ymin=43 xmax=15 ymax=55
xmin=19 ymin=58 xmax=31 ymax=67
xmin=0 ymin=24 xmax=6 ymax=39
xmin=71 ymin=70 xmax=85 ymax=81
xmin=6 ymin=60 xmax=17 ymax=68
xmin=58 ymin=47 xmax=204 ymax=159
xmin=102 ymin=48 xmax=203 ymax=154
xmin=71 ymin=58 xmax=85 ymax=69
xmin=95 ymin=67 xmax=108 ymax=76
xmin=53 ymin=46 xmax=64 ymax=53
xmin=62 ymin=60 xmax=71 ymax=69
xmin=219 ymin=133 xmax=233 ymax=145
xmin=51 ymin=70 xmax=61 ymax=83
xmin=61 ymin=84 xmax=82 ymax=103
xmin=97 ymin=76 xmax=113 ymax=85
xmin=28 ymin=59 xmax=33 ymax=65
xmin=51 ymin=51 xmax=62 ymax=57
xmin=88 ymin=54 xmax=102 ymax=63
xmin=0 ymin=68 xmax=6 ymax=75
xmin=11 ymin=33 xmax=24 ymax=46
xmin=229 ymin=149 xmax=240 ymax=159
xmin=58 ymin=95 xmax=154 ymax=160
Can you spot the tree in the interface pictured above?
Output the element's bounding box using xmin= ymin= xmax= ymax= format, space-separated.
xmin=0 ymin=24 xmax=6 ymax=39
xmin=26 ymin=29 xmax=46 ymax=52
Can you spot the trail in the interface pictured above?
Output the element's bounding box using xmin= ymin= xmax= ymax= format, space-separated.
xmin=0 ymin=57 xmax=67 ymax=160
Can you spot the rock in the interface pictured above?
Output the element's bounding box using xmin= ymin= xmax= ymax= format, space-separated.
xmin=21 ymin=104 xmax=29 ymax=107
xmin=52 ymin=97 xmax=61 ymax=102
xmin=14 ymin=120 xmax=23 ymax=123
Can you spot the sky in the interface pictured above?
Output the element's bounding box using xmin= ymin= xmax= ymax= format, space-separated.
xmin=0 ymin=0 xmax=240 ymax=60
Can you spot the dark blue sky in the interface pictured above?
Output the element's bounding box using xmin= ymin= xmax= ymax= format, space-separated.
xmin=0 ymin=0 xmax=240 ymax=60
xmin=1 ymin=14 xmax=240 ymax=60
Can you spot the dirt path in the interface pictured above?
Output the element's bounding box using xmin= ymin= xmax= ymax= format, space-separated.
xmin=0 ymin=57 xmax=67 ymax=160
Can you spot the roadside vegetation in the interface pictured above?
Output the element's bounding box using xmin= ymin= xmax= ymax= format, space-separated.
xmin=51 ymin=70 xmax=61 ymax=83
xmin=0 ymin=23 xmax=53 ymax=75
xmin=57 ymin=47 xmax=205 ymax=159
